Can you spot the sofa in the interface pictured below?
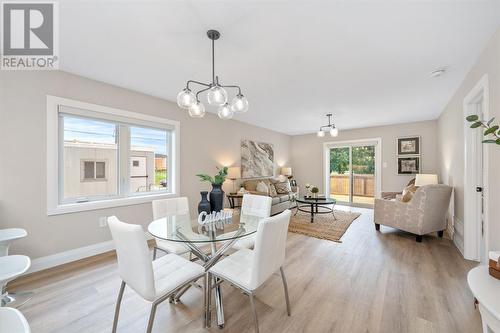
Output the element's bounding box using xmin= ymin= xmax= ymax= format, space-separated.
xmin=374 ymin=184 xmax=452 ymax=242
xmin=242 ymin=178 xmax=298 ymax=215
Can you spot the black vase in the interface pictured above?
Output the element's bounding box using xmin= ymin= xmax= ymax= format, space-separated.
xmin=198 ymin=191 xmax=211 ymax=215
xmin=209 ymin=184 xmax=224 ymax=213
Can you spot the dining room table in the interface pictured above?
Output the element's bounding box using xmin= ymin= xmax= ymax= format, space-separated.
xmin=147 ymin=208 xmax=261 ymax=329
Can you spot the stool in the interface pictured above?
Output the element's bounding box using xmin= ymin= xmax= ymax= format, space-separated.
xmin=0 ymin=255 xmax=33 ymax=308
xmin=0 ymin=229 xmax=27 ymax=256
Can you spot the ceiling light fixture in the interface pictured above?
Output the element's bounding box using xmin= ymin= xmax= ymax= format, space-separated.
xmin=429 ymin=67 xmax=446 ymax=78
xmin=317 ymin=113 xmax=338 ymax=137
xmin=177 ymin=29 xmax=249 ymax=119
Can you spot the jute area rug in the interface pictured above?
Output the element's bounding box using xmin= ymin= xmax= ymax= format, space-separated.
xmin=288 ymin=210 xmax=361 ymax=243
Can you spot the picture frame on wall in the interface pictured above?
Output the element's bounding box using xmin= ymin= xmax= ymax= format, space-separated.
xmin=397 ymin=156 xmax=420 ymax=175
xmin=397 ymin=136 xmax=420 ymax=155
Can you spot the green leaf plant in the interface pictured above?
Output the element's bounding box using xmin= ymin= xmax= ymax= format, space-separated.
xmin=196 ymin=166 xmax=228 ymax=186
xmin=465 ymin=115 xmax=500 ymax=145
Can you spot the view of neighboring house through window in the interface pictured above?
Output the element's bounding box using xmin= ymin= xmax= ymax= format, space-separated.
xmin=82 ymin=161 xmax=106 ymax=180
xmin=62 ymin=115 xmax=118 ymax=202
xmin=60 ymin=113 xmax=171 ymax=205
xmin=129 ymin=126 xmax=168 ymax=193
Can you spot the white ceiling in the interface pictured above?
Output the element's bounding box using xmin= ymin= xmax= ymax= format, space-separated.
xmin=60 ymin=0 xmax=500 ymax=135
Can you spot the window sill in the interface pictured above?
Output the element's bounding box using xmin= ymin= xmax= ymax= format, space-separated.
xmin=47 ymin=192 xmax=177 ymax=216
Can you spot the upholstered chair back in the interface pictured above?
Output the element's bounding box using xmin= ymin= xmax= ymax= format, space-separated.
xmin=152 ymin=197 xmax=190 ymax=220
xmin=250 ymin=209 xmax=291 ymax=290
xmin=403 ymin=184 xmax=452 ymax=233
xmin=107 ymin=216 xmax=156 ymax=301
xmin=241 ymin=194 xmax=272 ymax=219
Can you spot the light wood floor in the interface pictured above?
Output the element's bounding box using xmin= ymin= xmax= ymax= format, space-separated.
xmin=10 ymin=207 xmax=481 ymax=333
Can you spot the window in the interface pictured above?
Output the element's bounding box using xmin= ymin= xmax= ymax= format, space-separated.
xmin=47 ymin=96 xmax=180 ymax=215
xmin=82 ymin=161 xmax=106 ymax=181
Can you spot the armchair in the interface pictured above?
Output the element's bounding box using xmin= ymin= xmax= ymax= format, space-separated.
xmin=374 ymin=184 xmax=452 ymax=242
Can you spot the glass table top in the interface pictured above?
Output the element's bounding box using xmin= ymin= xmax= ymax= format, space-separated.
xmin=296 ymin=196 xmax=336 ymax=204
xmin=147 ymin=209 xmax=261 ymax=243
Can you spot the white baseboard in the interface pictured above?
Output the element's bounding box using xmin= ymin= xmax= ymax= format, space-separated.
xmin=453 ymin=217 xmax=465 ymax=256
xmin=27 ymin=233 xmax=153 ymax=275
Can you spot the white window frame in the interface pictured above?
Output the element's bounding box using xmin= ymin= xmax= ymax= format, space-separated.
xmin=47 ymin=95 xmax=180 ymax=215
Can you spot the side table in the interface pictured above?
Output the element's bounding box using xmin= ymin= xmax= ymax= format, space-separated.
xmin=227 ymin=194 xmax=243 ymax=209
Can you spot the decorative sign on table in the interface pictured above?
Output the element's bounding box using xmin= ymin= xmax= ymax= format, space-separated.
xmin=197 ymin=210 xmax=233 ymax=231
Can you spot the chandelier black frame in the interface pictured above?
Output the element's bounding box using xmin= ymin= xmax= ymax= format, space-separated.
xmin=176 ymin=30 xmax=249 ymax=119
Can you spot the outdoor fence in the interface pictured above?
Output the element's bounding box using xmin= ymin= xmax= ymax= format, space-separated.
xmin=330 ymin=174 xmax=375 ymax=197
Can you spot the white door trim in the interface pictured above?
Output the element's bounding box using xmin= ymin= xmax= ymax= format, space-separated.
xmin=463 ymin=74 xmax=489 ymax=262
xmin=323 ymin=138 xmax=382 ymax=207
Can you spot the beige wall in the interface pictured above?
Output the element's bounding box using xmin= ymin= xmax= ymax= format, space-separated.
xmin=0 ymin=71 xmax=292 ymax=259
xmin=437 ymin=29 xmax=500 ymax=252
xmin=291 ymin=120 xmax=439 ymax=195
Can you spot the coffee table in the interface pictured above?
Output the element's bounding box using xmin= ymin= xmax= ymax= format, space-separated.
xmin=294 ymin=197 xmax=337 ymax=223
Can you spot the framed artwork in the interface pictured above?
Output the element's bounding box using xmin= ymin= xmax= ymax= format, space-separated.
xmin=397 ymin=156 xmax=420 ymax=175
xmin=241 ymin=140 xmax=274 ymax=178
xmin=397 ymin=136 xmax=420 ymax=155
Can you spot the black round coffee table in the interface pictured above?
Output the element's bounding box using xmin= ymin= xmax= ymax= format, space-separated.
xmin=294 ymin=197 xmax=337 ymax=223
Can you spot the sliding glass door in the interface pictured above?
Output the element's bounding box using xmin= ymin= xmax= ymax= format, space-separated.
xmin=327 ymin=141 xmax=378 ymax=206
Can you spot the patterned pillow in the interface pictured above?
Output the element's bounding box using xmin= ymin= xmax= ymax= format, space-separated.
xmin=269 ymin=184 xmax=278 ymax=197
xmin=274 ymin=180 xmax=291 ymax=194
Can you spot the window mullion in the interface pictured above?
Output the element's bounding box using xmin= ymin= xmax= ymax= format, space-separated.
xmin=118 ymin=124 xmax=130 ymax=197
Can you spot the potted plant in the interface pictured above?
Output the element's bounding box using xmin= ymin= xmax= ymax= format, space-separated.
xmin=196 ymin=167 xmax=228 ymax=212
xmin=466 ymin=114 xmax=500 ymax=144
xmin=311 ymin=186 xmax=319 ymax=198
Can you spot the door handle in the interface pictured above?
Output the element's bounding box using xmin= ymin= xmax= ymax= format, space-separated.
xmin=476 ymin=187 xmax=483 ymax=193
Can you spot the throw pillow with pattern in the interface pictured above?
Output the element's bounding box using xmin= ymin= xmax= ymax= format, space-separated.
xmin=274 ymin=180 xmax=292 ymax=194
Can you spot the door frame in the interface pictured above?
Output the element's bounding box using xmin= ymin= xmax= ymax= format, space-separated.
xmin=463 ymin=74 xmax=489 ymax=262
xmin=323 ymin=138 xmax=382 ymax=207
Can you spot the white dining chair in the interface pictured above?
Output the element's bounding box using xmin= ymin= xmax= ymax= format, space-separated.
xmin=152 ymin=197 xmax=196 ymax=259
xmin=209 ymin=209 xmax=292 ymax=333
xmin=0 ymin=307 xmax=30 ymax=333
xmin=231 ymin=194 xmax=272 ymax=250
xmin=0 ymin=255 xmax=33 ymax=308
xmin=107 ymin=216 xmax=205 ymax=333
xmin=0 ymin=228 xmax=27 ymax=257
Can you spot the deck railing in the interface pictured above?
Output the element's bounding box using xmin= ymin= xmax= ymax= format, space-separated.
xmin=330 ymin=174 xmax=375 ymax=197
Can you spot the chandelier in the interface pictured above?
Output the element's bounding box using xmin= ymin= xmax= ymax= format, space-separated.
xmin=176 ymin=29 xmax=249 ymax=119
xmin=317 ymin=114 xmax=339 ymax=137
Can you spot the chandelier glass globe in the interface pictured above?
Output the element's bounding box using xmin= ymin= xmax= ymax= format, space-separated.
xmin=188 ymin=101 xmax=206 ymax=118
xmin=176 ymin=88 xmax=196 ymax=109
xmin=207 ymin=86 xmax=228 ymax=106
xmin=217 ymin=103 xmax=233 ymax=120
xmin=317 ymin=130 xmax=325 ymax=137
xmin=330 ymin=127 xmax=339 ymax=137
xmin=230 ymin=94 xmax=249 ymax=113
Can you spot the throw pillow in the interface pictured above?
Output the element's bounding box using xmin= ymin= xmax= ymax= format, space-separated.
xmin=269 ymin=183 xmax=278 ymax=197
xmin=274 ymin=180 xmax=292 ymax=194
xmin=256 ymin=181 xmax=269 ymax=195
xmin=401 ymin=184 xmax=418 ymax=202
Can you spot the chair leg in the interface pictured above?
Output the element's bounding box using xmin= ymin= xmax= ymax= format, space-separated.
xmin=438 ymin=230 xmax=444 ymax=238
xmin=375 ymin=223 xmax=380 ymax=231
xmin=146 ymin=302 xmax=158 ymax=333
xmin=112 ymin=281 xmax=126 ymax=333
xmin=173 ymin=283 xmax=192 ymax=303
xmin=416 ymin=235 xmax=423 ymax=243
xmin=279 ymin=267 xmax=291 ymax=316
xmin=249 ymin=293 xmax=259 ymax=333
xmin=205 ymin=273 xmax=212 ymax=328
xmin=153 ymin=247 xmax=157 ymax=260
